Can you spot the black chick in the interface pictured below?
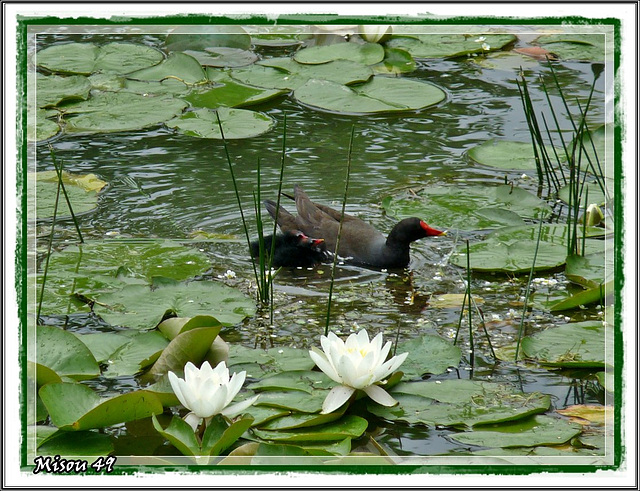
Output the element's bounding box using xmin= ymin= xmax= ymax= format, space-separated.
xmin=250 ymin=230 xmax=327 ymax=268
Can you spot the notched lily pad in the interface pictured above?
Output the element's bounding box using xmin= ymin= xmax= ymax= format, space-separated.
xmin=33 ymin=72 xmax=91 ymax=108
xmin=294 ymin=77 xmax=446 ymax=115
xmin=30 ymin=170 xmax=107 ymax=220
xmin=294 ymin=42 xmax=385 ymax=65
xmin=396 ymin=334 xmax=462 ymax=379
xmin=166 ymin=107 xmax=275 ymax=140
xmin=468 ymin=139 xmax=564 ymax=170
xmin=386 ymin=33 xmax=516 ymax=59
xmin=165 ymin=25 xmax=252 ymax=52
xmin=93 ymin=277 xmax=255 ymax=329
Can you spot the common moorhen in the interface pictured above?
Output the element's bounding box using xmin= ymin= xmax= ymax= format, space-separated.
xmin=265 ymin=185 xmax=444 ymax=269
xmin=250 ymin=230 xmax=328 ymax=268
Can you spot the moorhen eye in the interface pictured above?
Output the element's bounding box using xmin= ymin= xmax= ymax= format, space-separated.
xmin=264 ymin=185 xmax=444 ymax=269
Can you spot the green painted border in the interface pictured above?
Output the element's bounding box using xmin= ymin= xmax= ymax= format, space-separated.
xmin=16 ymin=12 xmax=624 ymax=478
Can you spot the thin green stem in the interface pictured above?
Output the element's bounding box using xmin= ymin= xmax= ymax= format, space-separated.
xmin=466 ymin=240 xmax=474 ymax=368
xmin=48 ymin=144 xmax=83 ymax=243
xmin=325 ymin=126 xmax=355 ymax=336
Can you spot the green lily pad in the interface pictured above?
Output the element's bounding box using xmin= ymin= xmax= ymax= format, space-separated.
xmin=166 ymin=107 xmax=274 ymax=140
xmin=535 ymin=34 xmax=607 ymax=61
xmin=558 ymin=180 xmax=613 ymax=208
xmin=36 ymin=429 xmax=114 ymax=457
xmin=93 ymin=277 xmax=255 ymax=329
xmin=252 ymin=414 xmax=368 ymax=443
xmin=33 ymin=72 xmax=91 ymax=108
xmin=372 ymin=383 xmax=550 ymax=427
xmin=165 ymin=25 xmax=251 ymax=52
xmin=521 ymin=320 xmax=610 ymax=367
xmin=99 ymin=331 xmax=169 ymax=378
xmin=570 ymin=125 xmax=612 ymax=175
xmin=144 ymin=325 xmax=222 ymax=381
xmin=243 ymin=405 xmax=290 ymax=427
xmin=488 ymin=223 xmax=609 ymax=246
xmin=127 ymin=52 xmax=208 ymax=85
xmin=294 ymin=42 xmax=385 ymax=65
xmin=231 ymin=58 xmax=373 ymax=91
xmin=535 ymin=279 xmax=613 ymax=312
xmin=596 ymin=370 xmax=613 ymax=393
xmin=74 ymin=332 xmax=131 ymax=364
xmin=258 ymin=410 xmax=343 ymax=431
xmin=32 ymin=325 xmax=99 ymax=381
xmin=29 ymin=170 xmax=107 ymax=221
xmin=450 ymin=415 xmax=583 ymax=448
xmin=62 ymin=91 xmax=187 ymax=134
xmin=371 ymin=47 xmax=417 ymax=75
xmin=449 ymin=238 xmax=568 ymax=273
xmin=35 ymin=42 xmax=164 ymax=75
xmin=39 ymin=382 xmax=163 ymax=431
xmin=565 ymin=246 xmax=614 ymax=288
xmin=184 ymin=71 xmax=286 ymax=109
xmin=256 ymin=390 xmax=328 ymax=414
xmin=468 ymin=139 xmax=564 ymax=170
xmin=228 ymin=345 xmax=316 ymax=376
xmin=157 ymin=315 xmax=223 ymax=340
xmin=28 ymin=107 xmax=60 ymax=141
xmin=294 ymin=76 xmax=446 ymax=115
xmin=34 ymin=239 xmax=212 ymax=316
xmin=396 ymin=334 xmax=462 ymax=379
xmin=248 ymin=370 xmax=334 ymax=393
xmin=386 ymin=33 xmax=516 ymax=59
xmin=382 ymin=184 xmax=551 ymax=232
xmin=183 ymin=48 xmax=258 ymax=68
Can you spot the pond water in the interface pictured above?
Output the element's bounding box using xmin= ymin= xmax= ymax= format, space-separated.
xmin=29 ymin=27 xmax=612 ymax=459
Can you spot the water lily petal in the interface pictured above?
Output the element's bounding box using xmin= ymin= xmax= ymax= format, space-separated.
xmin=377 ymin=340 xmax=392 ymax=365
xmin=221 ymin=394 xmax=259 ymax=418
xmin=212 ymin=360 xmax=230 ymax=383
xmin=363 ymin=384 xmax=398 ymax=407
xmin=183 ymin=412 xmax=202 ymax=431
xmin=335 ymin=352 xmax=359 ymax=387
xmin=321 ymin=385 xmax=355 ymax=414
xmin=168 ymin=371 xmax=190 ymax=409
xmin=374 ymin=351 xmax=408 ymax=381
xmin=309 ymin=347 xmax=341 ymax=382
xmin=370 ymin=332 xmax=384 ymax=354
xmin=225 ymin=370 xmax=246 ymax=405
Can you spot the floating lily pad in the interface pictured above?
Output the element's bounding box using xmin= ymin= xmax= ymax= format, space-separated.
xmin=451 ymin=414 xmax=583 ymax=448
xmin=74 ymin=332 xmax=131 ymax=364
xmin=184 ymin=71 xmax=287 ymax=109
xmin=294 ymin=42 xmax=384 ymax=65
xmin=382 ymin=184 xmax=551 ymax=232
xmin=449 ymin=238 xmax=567 ymax=273
xmin=127 ymin=52 xmax=208 ymax=85
xmin=248 ymin=370 xmax=334 ymax=394
xmin=255 ymin=390 xmax=328 ymax=414
xmin=103 ymin=331 xmax=169 ymax=378
xmin=565 ymin=246 xmax=614 ymax=288
xmin=33 ymin=72 xmax=91 ymax=108
xmin=93 ymin=277 xmax=255 ymax=329
xmin=62 ymin=91 xmax=188 ymax=134
xmin=293 ymin=77 xmax=446 ymax=115
xmin=396 ymin=334 xmax=462 ymax=379
xmin=36 ymin=42 xmax=164 ymax=75
xmin=30 ymin=169 xmax=106 ymax=221
xmin=371 ymin=47 xmax=416 ymax=75
xmin=36 ymin=429 xmax=114 ymax=457
xmin=123 ymin=77 xmax=191 ymax=97
xmin=558 ymin=181 xmax=613 ymax=208
xmin=165 ymin=25 xmax=251 ymax=52
xmin=34 ymin=239 xmax=212 ymax=316
xmin=488 ymin=223 xmax=609 ymax=246
xmin=228 ymin=345 xmax=316 ymax=377
xmin=39 ymin=382 xmax=163 ymax=431
xmin=32 ymin=325 xmax=100 ymax=381
xmin=535 ymin=34 xmax=607 ymax=62
xmin=28 ymin=107 xmax=60 ymax=141
xmin=183 ymin=47 xmax=258 ymax=68
xmin=537 ymin=279 xmax=613 ymax=312
xmin=258 ymin=410 xmax=343 ymax=431
xmin=521 ymin=320 xmax=610 ymax=367
xmin=468 ymin=139 xmax=564 ymax=170
xmin=231 ymin=58 xmax=373 ymax=91
xmin=251 ymin=414 xmax=368 ymax=443
xmin=371 ymin=382 xmax=550 ymax=427
xmin=386 ymin=33 xmax=516 ymax=59
xmin=166 ymin=107 xmax=275 ymax=140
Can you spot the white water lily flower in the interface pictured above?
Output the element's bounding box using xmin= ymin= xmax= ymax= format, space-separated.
xmin=309 ymin=330 xmax=408 ymax=414
xmin=168 ymin=361 xmax=256 ymax=429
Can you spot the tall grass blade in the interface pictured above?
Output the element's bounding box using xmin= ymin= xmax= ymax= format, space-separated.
xmin=466 ymin=240 xmax=474 ymax=368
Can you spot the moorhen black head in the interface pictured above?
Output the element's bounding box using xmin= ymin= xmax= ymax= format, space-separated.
xmin=250 ymin=230 xmax=327 ymax=268
xmin=264 ymin=185 xmax=444 ymax=269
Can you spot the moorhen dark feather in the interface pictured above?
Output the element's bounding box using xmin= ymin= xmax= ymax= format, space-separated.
xmin=250 ymin=230 xmax=327 ymax=268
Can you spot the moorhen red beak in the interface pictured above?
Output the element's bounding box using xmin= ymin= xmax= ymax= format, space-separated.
xmin=264 ymin=185 xmax=444 ymax=269
xmin=250 ymin=230 xmax=328 ymax=268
